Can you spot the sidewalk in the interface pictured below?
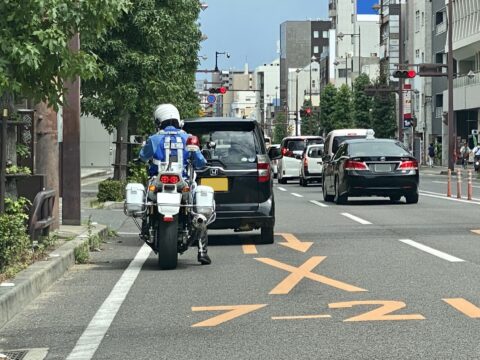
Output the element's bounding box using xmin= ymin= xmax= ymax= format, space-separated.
xmin=0 ymin=167 xmax=114 ymax=329
xmin=81 ymin=167 xmax=113 ymax=180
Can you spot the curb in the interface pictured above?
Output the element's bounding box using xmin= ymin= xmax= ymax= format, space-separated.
xmin=81 ymin=170 xmax=111 ymax=180
xmin=0 ymin=225 xmax=108 ymax=329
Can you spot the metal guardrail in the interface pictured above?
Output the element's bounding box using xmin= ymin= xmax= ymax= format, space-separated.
xmin=29 ymin=189 xmax=56 ymax=240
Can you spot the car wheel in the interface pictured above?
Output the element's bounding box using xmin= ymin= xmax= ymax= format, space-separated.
xmin=334 ymin=178 xmax=348 ymax=205
xmin=389 ymin=195 xmax=401 ymax=202
xmin=258 ymin=225 xmax=274 ymax=244
xmin=405 ymin=192 xmax=419 ymax=204
xmin=323 ymin=179 xmax=334 ymax=202
xmin=302 ymin=179 xmax=308 ymax=187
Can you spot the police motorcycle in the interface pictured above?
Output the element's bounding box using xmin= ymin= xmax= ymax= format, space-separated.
xmin=124 ymin=135 xmax=215 ymax=270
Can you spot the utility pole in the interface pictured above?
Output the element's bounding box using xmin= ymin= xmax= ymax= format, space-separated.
xmin=295 ymin=70 xmax=299 ymax=136
xmin=447 ymin=0 xmax=455 ymax=171
xmin=398 ymin=1 xmax=404 ymax=143
xmin=0 ymin=107 xmax=7 ymax=214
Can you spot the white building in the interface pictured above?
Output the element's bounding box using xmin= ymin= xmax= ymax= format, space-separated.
xmin=330 ymin=0 xmax=380 ymax=86
xmin=254 ymin=59 xmax=280 ymax=135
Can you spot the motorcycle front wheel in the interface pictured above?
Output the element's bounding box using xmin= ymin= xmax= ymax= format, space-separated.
xmin=156 ymin=215 xmax=179 ymax=270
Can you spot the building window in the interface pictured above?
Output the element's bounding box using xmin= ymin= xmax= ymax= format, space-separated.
xmin=323 ymin=31 xmax=328 ymax=38
xmin=415 ymin=10 xmax=420 ymax=32
xmin=314 ymin=46 xmax=319 ymax=54
xmin=338 ymin=69 xmax=347 ymax=78
xmin=435 ymin=11 xmax=446 ymax=34
xmin=435 ymin=52 xmax=444 ymax=64
xmin=415 ymin=49 xmax=420 ymax=59
xmin=435 ymin=94 xmax=443 ymax=118
xmin=421 ymin=12 xmax=425 ymax=27
xmin=313 ymin=31 xmax=319 ymax=38
xmin=422 ymin=52 xmax=425 ymax=62
xmin=435 ymin=11 xmax=444 ymax=25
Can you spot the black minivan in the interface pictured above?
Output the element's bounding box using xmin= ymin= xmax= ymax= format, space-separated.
xmin=183 ymin=118 xmax=275 ymax=244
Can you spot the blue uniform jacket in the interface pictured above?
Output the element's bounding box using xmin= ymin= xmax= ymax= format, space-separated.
xmin=139 ymin=126 xmax=206 ymax=177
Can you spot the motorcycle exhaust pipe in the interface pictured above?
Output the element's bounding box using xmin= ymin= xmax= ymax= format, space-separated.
xmin=193 ymin=214 xmax=207 ymax=229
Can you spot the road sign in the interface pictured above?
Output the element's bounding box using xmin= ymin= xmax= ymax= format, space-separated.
xmin=207 ymin=95 xmax=216 ymax=104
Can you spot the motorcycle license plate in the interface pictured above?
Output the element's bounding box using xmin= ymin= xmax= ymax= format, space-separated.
xmin=157 ymin=192 xmax=181 ymax=216
xmin=200 ymin=178 xmax=228 ymax=192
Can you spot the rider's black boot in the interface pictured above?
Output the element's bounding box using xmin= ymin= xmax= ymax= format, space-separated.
xmin=197 ymin=251 xmax=211 ymax=265
xmin=140 ymin=218 xmax=150 ymax=241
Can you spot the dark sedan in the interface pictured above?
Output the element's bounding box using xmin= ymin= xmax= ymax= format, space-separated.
xmin=322 ymin=139 xmax=419 ymax=204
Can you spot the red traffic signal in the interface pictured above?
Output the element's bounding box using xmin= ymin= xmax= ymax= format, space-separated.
xmin=305 ymin=107 xmax=312 ymax=115
xmin=393 ymin=70 xmax=417 ymax=79
xmin=209 ymin=87 xmax=228 ymax=94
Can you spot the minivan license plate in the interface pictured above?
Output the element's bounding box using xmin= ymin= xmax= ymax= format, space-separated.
xmin=200 ymin=178 xmax=228 ymax=192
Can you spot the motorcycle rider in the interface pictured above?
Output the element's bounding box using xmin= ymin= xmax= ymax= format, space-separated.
xmin=139 ymin=104 xmax=211 ymax=265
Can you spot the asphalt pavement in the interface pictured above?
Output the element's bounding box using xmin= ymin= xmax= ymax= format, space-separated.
xmin=2 ymin=171 xmax=480 ymax=359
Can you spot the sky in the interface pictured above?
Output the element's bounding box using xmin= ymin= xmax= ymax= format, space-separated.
xmin=197 ymin=0 xmax=329 ymax=78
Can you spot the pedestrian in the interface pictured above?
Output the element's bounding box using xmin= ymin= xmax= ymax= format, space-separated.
xmin=428 ymin=143 xmax=435 ymax=167
xmin=460 ymin=141 xmax=470 ymax=169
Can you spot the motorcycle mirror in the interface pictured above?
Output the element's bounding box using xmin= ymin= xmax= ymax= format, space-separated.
xmin=207 ymin=141 xmax=216 ymax=150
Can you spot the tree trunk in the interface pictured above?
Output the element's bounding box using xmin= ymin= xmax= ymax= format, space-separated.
xmin=113 ymin=112 xmax=129 ymax=181
xmin=1 ymin=93 xmax=17 ymax=201
xmin=35 ymin=102 xmax=60 ymax=229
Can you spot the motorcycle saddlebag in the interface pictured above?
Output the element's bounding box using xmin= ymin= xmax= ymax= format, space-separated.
xmin=194 ymin=185 xmax=215 ymax=217
xmin=125 ymin=183 xmax=146 ymax=217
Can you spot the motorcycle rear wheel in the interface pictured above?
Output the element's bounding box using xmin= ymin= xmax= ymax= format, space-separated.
xmin=156 ymin=215 xmax=179 ymax=270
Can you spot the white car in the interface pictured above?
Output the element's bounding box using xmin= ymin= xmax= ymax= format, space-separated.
xmin=277 ymin=136 xmax=324 ymax=184
xmin=299 ymin=144 xmax=324 ymax=186
xmin=269 ymin=144 xmax=280 ymax=178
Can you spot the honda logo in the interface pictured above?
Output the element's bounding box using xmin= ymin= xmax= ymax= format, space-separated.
xmin=210 ymin=168 xmax=219 ymax=176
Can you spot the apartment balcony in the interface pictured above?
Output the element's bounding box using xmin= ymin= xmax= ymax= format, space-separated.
xmin=435 ymin=22 xmax=447 ymax=36
xmin=435 ymin=107 xmax=443 ymax=119
xmin=454 ymin=71 xmax=480 ymax=89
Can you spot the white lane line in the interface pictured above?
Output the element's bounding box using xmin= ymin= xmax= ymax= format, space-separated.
xmin=399 ymin=239 xmax=465 ymax=263
xmin=291 ymin=193 xmax=303 ymax=198
xmin=310 ymin=200 xmax=329 ymax=208
xmin=66 ymin=244 xmax=151 ymax=360
xmin=420 ymin=190 xmax=480 ymax=204
xmin=277 ymin=187 xmax=287 ymax=192
xmin=432 ymin=180 xmax=480 ymax=189
xmin=341 ymin=213 xmax=372 ymax=225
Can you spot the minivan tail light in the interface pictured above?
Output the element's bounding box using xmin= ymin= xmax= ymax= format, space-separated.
xmin=344 ymin=160 xmax=368 ymax=170
xmin=257 ymin=155 xmax=271 ymax=183
xmin=398 ymin=160 xmax=418 ymax=170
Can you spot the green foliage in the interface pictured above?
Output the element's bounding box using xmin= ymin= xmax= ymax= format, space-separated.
xmin=97 ymin=179 xmax=126 ymax=202
xmin=127 ymin=161 xmax=148 ymax=184
xmin=319 ymin=83 xmax=337 ymax=135
xmin=0 ymin=0 xmax=131 ymax=108
xmin=74 ymin=243 xmax=90 ymax=264
xmin=301 ymin=99 xmax=319 ymax=136
xmin=273 ymin=112 xmax=289 ymax=144
xmin=332 ymin=85 xmax=354 ymax=129
xmin=82 ymin=0 xmax=202 ymax=136
xmin=6 ymin=165 xmax=31 ymax=175
xmin=0 ymin=198 xmax=31 ymax=274
xmin=371 ymin=72 xmax=396 ymax=138
xmin=353 ymin=74 xmax=373 ymax=129
xmin=16 ymin=143 xmax=31 ymax=159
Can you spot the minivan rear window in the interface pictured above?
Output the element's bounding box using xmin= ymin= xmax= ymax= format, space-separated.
xmin=283 ymin=138 xmax=323 ymax=152
xmin=332 ymin=136 xmax=365 ymax=154
xmin=184 ymin=123 xmax=259 ymax=166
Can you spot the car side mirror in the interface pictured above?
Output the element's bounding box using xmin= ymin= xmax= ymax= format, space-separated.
xmin=268 ymin=147 xmax=282 ymax=160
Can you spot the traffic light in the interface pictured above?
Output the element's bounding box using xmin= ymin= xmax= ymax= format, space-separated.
xmin=299 ymin=107 xmax=312 ymax=118
xmin=208 ymin=86 xmax=227 ymax=94
xmin=393 ymin=70 xmax=417 ymax=79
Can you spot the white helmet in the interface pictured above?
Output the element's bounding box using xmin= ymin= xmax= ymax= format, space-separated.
xmin=153 ymin=104 xmax=183 ymax=128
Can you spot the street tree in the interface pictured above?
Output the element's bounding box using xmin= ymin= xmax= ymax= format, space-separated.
xmin=353 ymin=74 xmax=373 ymax=129
xmin=332 ymin=84 xmax=353 ymax=129
xmin=0 ymin=0 xmax=130 ymax=206
xmin=300 ymin=99 xmax=319 ymax=136
xmin=0 ymin=0 xmax=130 ymax=108
xmin=319 ymin=83 xmax=337 ymax=135
xmin=273 ymin=112 xmax=288 ymax=144
xmin=371 ymin=72 xmax=396 ymax=138
xmin=82 ymin=0 xmax=202 ymax=180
